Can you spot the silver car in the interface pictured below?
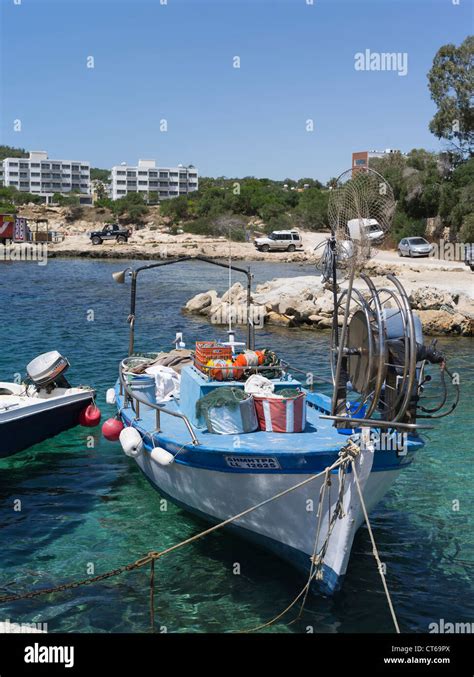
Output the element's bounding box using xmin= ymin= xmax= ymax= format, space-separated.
xmin=254 ymin=230 xmax=303 ymax=252
xmin=398 ymin=237 xmax=433 ymax=257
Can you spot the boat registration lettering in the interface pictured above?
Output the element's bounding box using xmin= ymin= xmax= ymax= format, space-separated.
xmin=225 ymin=456 xmax=281 ymax=470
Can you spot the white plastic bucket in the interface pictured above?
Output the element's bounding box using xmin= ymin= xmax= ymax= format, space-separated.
xmin=127 ymin=373 xmax=157 ymax=414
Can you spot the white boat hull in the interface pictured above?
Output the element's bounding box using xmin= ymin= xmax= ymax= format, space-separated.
xmin=0 ymin=385 xmax=94 ymax=458
xmin=134 ymin=444 xmax=398 ymax=593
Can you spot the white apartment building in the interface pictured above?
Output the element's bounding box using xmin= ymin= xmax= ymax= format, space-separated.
xmin=111 ymin=159 xmax=198 ymax=200
xmin=1 ymin=151 xmax=91 ymax=203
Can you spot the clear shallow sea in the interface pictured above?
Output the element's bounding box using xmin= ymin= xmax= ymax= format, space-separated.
xmin=0 ymin=258 xmax=472 ymax=633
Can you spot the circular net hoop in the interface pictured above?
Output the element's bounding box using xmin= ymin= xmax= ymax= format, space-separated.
xmin=327 ymin=167 xmax=396 ymax=272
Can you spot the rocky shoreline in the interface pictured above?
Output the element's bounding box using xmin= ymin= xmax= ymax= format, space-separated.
xmin=184 ymin=274 xmax=474 ymax=337
xmin=2 ymin=212 xmax=472 ymax=336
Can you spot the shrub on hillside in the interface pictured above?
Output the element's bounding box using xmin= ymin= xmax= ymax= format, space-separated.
xmin=391 ymin=210 xmax=426 ymax=243
xmin=183 ymin=213 xmax=249 ymax=241
xmin=459 ymin=213 xmax=474 ymax=244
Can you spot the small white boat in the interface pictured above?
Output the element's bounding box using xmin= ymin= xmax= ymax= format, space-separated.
xmin=0 ymin=351 xmax=96 ymax=459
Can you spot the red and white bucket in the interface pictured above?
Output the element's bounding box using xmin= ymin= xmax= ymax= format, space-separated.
xmin=253 ymin=392 xmax=306 ymax=433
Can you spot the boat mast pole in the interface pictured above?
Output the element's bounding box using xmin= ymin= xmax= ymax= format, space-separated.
xmin=247 ymin=267 xmax=253 ymax=350
xmin=331 ymin=234 xmax=338 ymax=348
xmin=331 ymin=262 xmax=355 ymax=422
xmin=128 ymin=271 xmax=137 ymax=356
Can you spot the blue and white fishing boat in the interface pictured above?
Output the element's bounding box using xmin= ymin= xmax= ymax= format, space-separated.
xmin=107 ymin=171 xmax=459 ymax=595
xmin=108 ymin=267 xmax=457 ymax=595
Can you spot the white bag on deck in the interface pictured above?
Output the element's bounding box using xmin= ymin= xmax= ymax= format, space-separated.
xmin=244 ymin=374 xmax=275 ymax=397
xmin=145 ymin=364 xmax=181 ymax=403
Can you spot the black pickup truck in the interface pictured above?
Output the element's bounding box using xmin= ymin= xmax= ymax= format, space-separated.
xmin=89 ymin=223 xmax=131 ymax=245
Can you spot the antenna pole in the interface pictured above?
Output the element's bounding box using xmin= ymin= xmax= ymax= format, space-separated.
xmin=247 ymin=266 xmax=254 ymax=350
xmin=330 ymin=234 xmax=339 ymax=348
xmin=228 ymin=228 xmax=233 ymax=337
xmin=331 ymin=264 xmax=355 ymax=422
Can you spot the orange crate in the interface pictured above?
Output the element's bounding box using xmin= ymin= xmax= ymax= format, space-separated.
xmin=194 ymin=341 xmax=232 ymax=372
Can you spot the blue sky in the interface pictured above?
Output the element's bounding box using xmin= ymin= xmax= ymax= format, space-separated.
xmin=0 ymin=0 xmax=471 ymax=181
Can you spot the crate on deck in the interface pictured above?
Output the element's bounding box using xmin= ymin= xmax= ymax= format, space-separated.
xmin=194 ymin=341 xmax=233 ymax=374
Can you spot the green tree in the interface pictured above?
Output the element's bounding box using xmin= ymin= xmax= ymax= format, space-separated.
xmin=392 ymin=209 xmax=426 ymax=242
xmin=9 ymin=190 xmax=42 ymax=206
xmin=369 ymin=152 xmax=408 ymax=201
xmin=112 ymin=192 xmax=148 ymax=223
xmin=295 ymin=188 xmax=329 ymax=230
xmin=90 ymin=168 xmax=110 ymax=182
xmin=160 ymin=195 xmax=190 ymax=222
xmin=459 ymin=212 xmax=474 ymax=243
xmin=427 ymin=36 xmax=474 ymax=157
xmin=95 ymin=197 xmax=115 ymax=210
xmin=0 ymin=145 xmax=27 ymax=161
xmin=296 ymin=178 xmax=323 ymax=189
xmin=439 ymin=157 xmax=474 ymax=236
xmin=93 ymin=181 xmax=108 ymax=201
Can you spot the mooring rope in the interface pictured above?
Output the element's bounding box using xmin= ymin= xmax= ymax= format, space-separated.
xmin=351 ymin=460 xmax=401 ymax=633
xmin=246 ymin=445 xmax=355 ymax=633
xmin=0 ymin=440 xmax=400 ymax=634
xmin=239 ymin=440 xmax=400 ymax=634
xmin=296 ymin=467 xmax=332 ymax=616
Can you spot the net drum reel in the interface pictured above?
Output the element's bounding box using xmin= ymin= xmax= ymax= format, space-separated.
xmin=331 ymin=273 xmax=424 ymax=426
xmin=330 ymin=271 xmax=459 ymax=429
xmin=331 ymin=285 xmax=384 ymax=420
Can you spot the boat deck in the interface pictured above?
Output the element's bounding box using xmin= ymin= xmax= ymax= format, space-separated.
xmin=119 ymin=387 xmax=339 ymax=451
xmin=115 ymin=384 xmax=421 ymax=473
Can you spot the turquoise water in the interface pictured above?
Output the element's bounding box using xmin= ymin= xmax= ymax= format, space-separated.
xmin=0 ymin=258 xmax=472 ymax=633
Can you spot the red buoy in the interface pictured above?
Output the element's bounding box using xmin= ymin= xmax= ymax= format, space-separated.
xmin=102 ymin=417 xmax=124 ymax=441
xmin=78 ymin=404 xmax=102 ymax=427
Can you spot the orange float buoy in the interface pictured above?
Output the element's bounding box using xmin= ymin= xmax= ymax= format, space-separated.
xmin=232 ymin=353 xmax=248 ymax=379
xmin=209 ymin=358 xmax=233 ymax=381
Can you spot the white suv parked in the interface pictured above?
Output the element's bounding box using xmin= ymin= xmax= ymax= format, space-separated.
xmin=254 ymin=230 xmax=303 ymax=252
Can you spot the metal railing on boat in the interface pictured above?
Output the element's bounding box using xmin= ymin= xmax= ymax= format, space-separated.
xmin=118 ymin=367 xmax=200 ymax=446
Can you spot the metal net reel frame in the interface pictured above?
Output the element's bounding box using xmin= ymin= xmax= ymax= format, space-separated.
xmin=330 ymin=273 xmax=419 ymax=425
xmin=314 ymin=167 xmax=395 ymax=284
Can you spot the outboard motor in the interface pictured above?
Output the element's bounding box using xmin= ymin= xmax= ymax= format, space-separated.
xmin=26 ymin=351 xmax=71 ymax=390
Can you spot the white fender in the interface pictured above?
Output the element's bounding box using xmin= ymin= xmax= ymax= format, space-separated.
xmin=119 ymin=427 xmax=143 ymax=457
xmin=106 ymin=388 xmax=116 ymax=405
xmin=150 ymin=447 xmax=175 ymax=466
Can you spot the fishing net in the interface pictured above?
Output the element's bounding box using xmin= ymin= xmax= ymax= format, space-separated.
xmin=259 ymin=349 xmax=281 ymax=379
xmin=275 ymin=388 xmax=302 ymax=399
xmin=196 ymin=387 xmax=249 ymax=420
